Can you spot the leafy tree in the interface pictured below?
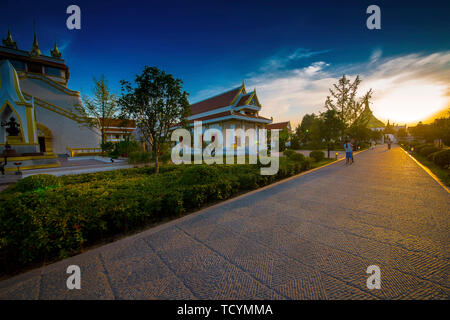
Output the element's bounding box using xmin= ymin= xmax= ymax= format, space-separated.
xmin=318 ymin=109 xmax=344 ymax=158
xmin=119 ymin=66 xmax=190 ymax=173
xmin=397 ymin=127 xmax=408 ymax=138
xmin=325 ymin=75 xmax=373 ymax=138
xmin=293 ymin=113 xmax=317 ymax=146
xmin=278 ymin=128 xmax=290 ymax=151
xmin=75 ymin=75 xmax=118 ymax=148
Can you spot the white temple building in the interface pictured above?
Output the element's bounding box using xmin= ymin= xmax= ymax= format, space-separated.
xmin=0 ymin=30 xmax=134 ymax=171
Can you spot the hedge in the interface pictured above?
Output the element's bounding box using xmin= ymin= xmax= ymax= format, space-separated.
xmin=432 ymin=149 xmax=450 ymax=168
xmin=0 ymin=155 xmax=322 ymax=274
xmin=309 ymin=150 xmax=325 ymax=162
xmin=418 ymin=146 xmax=440 ymax=157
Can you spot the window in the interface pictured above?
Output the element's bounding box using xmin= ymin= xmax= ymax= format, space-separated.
xmin=45 ymin=66 xmax=63 ymax=77
xmin=27 ymin=63 xmax=42 ymax=74
xmin=115 ymin=135 xmax=120 ymax=139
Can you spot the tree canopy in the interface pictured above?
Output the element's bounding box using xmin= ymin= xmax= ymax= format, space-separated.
xmin=119 ymin=66 xmax=190 ymax=173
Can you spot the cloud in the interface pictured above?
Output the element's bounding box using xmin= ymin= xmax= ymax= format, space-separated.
xmin=259 ymin=47 xmax=332 ymax=73
xmin=247 ymin=50 xmax=450 ymax=126
xmin=370 ymin=48 xmax=382 ymax=64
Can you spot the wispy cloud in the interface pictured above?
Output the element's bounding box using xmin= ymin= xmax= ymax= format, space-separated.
xmin=259 ymin=47 xmax=332 ymax=73
xmin=247 ymin=50 xmax=450 ymax=126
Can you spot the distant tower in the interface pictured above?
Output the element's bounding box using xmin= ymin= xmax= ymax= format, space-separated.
xmin=30 ymin=22 xmax=41 ymax=56
xmin=50 ymin=41 xmax=62 ymax=59
xmin=2 ymin=29 xmax=17 ymax=49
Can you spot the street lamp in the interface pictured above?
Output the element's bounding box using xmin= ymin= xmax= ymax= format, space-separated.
xmin=14 ymin=162 xmax=22 ymax=175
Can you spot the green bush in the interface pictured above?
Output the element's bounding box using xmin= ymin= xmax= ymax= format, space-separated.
xmin=427 ymin=150 xmax=441 ymax=161
xmin=180 ymin=165 xmax=220 ymax=185
xmin=9 ymin=174 xmax=60 ymax=193
xmin=283 ymin=149 xmax=296 ymax=158
xmin=309 ymin=150 xmax=325 ymax=162
xmin=289 ymin=153 xmax=306 ymax=162
xmin=419 ymin=146 xmax=440 ymax=157
xmin=432 ymin=149 xmax=450 ymax=168
xmin=159 ymin=152 xmax=172 ymax=164
xmin=128 ymin=151 xmax=151 ymax=164
xmin=101 ymin=142 xmax=115 ymax=153
xmin=414 ymin=143 xmax=433 ymax=152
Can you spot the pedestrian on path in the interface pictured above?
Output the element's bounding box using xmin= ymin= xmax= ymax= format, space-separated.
xmin=344 ymin=141 xmax=354 ymax=164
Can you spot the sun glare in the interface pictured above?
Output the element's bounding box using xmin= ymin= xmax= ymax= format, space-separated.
xmin=371 ymin=80 xmax=448 ymax=124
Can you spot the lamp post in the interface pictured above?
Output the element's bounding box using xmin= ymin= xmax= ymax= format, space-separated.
xmin=14 ymin=162 xmax=22 ymax=175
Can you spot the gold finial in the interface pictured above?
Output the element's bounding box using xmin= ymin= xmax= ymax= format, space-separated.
xmin=2 ymin=29 xmax=18 ymax=49
xmin=30 ymin=22 xmax=41 ymax=56
xmin=50 ymin=41 xmax=62 ymax=58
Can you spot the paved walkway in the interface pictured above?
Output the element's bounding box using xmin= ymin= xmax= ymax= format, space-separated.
xmin=0 ymin=146 xmax=448 ymax=299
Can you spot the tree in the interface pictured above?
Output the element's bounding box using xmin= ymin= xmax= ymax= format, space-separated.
xmin=75 ymin=75 xmax=118 ymax=149
xmin=119 ymin=66 xmax=190 ymax=173
xmin=278 ymin=128 xmax=290 ymax=151
xmin=397 ymin=127 xmax=408 ymax=138
xmin=325 ymin=75 xmax=373 ymax=138
xmin=293 ymin=113 xmax=317 ymax=146
xmin=318 ymin=109 xmax=344 ymax=158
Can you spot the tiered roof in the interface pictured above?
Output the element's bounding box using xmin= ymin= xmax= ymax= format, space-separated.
xmin=188 ymin=83 xmax=271 ymax=125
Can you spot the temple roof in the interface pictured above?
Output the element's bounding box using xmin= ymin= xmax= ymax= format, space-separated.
xmin=266 ymin=121 xmax=291 ymax=130
xmin=190 ymin=86 xmax=243 ymax=115
xmin=360 ymin=106 xmax=385 ymax=128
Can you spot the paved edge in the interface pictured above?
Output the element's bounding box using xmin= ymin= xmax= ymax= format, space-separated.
xmin=400 ymin=148 xmax=450 ymax=194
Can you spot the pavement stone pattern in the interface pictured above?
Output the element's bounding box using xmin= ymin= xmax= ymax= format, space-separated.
xmin=0 ymin=145 xmax=448 ymax=299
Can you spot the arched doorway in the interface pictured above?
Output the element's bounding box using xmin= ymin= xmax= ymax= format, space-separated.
xmin=36 ymin=123 xmax=53 ymax=154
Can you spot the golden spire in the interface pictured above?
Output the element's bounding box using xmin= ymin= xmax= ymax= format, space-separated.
xmin=30 ymin=22 xmax=41 ymax=56
xmin=50 ymin=41 xmax=62 ymax=58
xmin=2 ymin=29 xmax=18 ymax=49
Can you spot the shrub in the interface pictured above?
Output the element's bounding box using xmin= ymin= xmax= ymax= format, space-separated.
xmin=128 ymin=151 xmax=151 ymax=164
xmin=309 ymin=150 xmax=325 ymax=162
xmin=180 ymin=165 xmax=220 ymax=185
xmin=159 ymin=152 xmax=172 ymax=164
xmin=289 ymin=153 xmax=306 ymax=162
xmin=414 ymin=143 xmax=433 ymax=152
xmin=10 ymin=174 xmax=60 ymax=193
xmin=115 ymin=139 xmax=141 ymax=156
xmin=419 ymin=146 xmax=440 ymax=157
xmin=432 ymin=149 xmax=450 ymax=168
xmin=427 ymin=151 xmax=441 ymax=161
xmin=101 ymin=142 xmax=115 ymax=153
xmin=283 ymin=149 xmax=296 ymax=158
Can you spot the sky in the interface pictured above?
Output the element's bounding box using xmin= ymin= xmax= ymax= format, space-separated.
xmin=1 ymin=0 xmax=449 ymax=126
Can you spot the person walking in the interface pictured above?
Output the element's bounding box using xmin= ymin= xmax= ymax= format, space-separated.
xmin=344 ymin=141 xmax=354 ymax=164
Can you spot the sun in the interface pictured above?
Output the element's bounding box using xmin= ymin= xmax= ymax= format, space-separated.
xmin=371 ymin=80 xmax=449 ymax=124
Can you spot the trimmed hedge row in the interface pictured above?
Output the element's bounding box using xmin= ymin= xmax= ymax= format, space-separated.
xmin=0 ymin=156 xmax=318 ymax=274
xmin=399 ymin=141 xmax=450 ymax=169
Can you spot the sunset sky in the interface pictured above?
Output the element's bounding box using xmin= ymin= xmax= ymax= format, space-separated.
xmin=1 ymin=0 xmax=449 ymax=126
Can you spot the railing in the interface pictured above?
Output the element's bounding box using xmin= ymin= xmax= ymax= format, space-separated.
xmin=67 ymin=147 xmax=104 ymax=157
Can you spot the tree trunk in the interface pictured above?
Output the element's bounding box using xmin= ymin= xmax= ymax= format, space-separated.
xmin=155 ymin=144 xmax=160 ymax=174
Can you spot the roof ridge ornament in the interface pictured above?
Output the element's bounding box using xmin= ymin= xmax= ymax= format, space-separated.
xmin=50 ymin=41 xmax=62 ymax=58
xmin=2 ymin=29 xmax=18 ymax=49
xmin=30 ymin=22 xmax=41 ymax=57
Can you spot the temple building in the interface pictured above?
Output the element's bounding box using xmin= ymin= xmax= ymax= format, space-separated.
xmin=0 ymin=30 xmax=125 ymax=170
xmin=188 ymin=83 xmax=273 ymax=148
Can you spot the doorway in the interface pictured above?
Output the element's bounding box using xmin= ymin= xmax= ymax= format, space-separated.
xmin=38 ymin=136 xmax=46 ymax=153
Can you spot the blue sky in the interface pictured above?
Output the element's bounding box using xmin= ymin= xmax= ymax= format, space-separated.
xmin=1 ymin=0 xmax=449 ymax=125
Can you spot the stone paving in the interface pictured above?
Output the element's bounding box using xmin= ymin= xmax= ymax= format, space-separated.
xmin=0 ymin=145 xmax=448 ymax=299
